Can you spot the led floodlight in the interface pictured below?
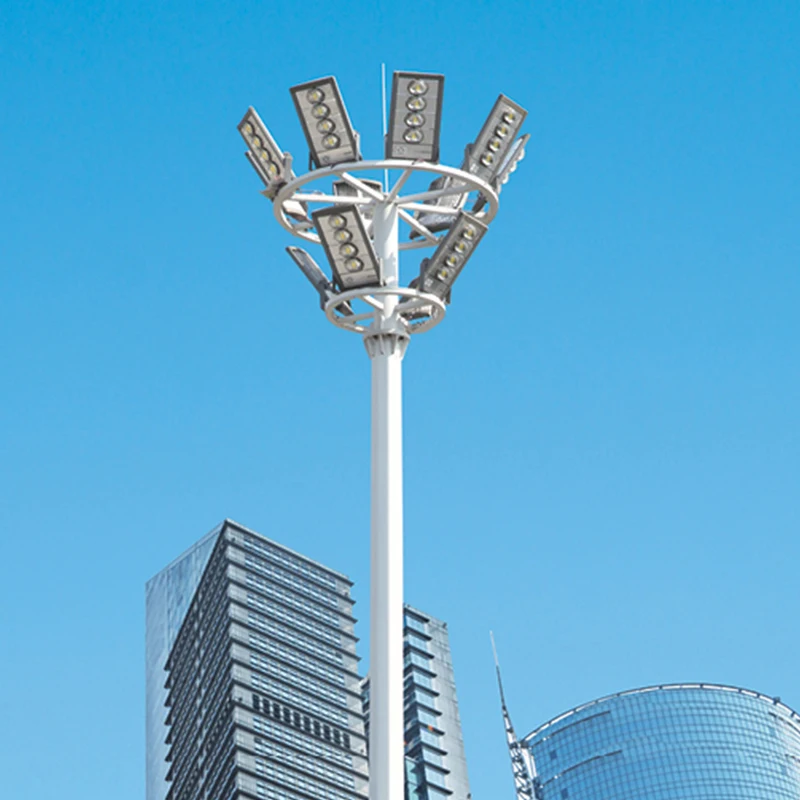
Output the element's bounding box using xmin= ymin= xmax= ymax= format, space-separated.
xmin=419 ymin=212 xmax=487 ymax=299
xmin=410 ymin=175 xmax=467 ymax=238
xmin=333 ymin=178 xmax=383 ymax=197
xmin=333 ymin=178 xmax=383 ymax=220
xmin=312 ymin=204 xmax=381 ymax=290
xmin=290 ymin=77 xmax=360 ymax=168
xmin=237 ymin=107 xmax=291 ymax=197
xmin=495 ymin=132 xmax=530 ymax=189
xmin=472 ymin=133 xmax=530 ymax=212
xmin=286 ymin=246 xmax=352 ymax=313
xmin=463 ymin=95 xmax=527 ymax=183
xmin=386 ymin=71 xmax=444 ymax=162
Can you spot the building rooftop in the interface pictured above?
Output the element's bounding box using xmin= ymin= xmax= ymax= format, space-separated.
xmin=525 ymin=682 xmax=800 ymax=742
xmin=146 ymin=517 xmax=354 ymax=587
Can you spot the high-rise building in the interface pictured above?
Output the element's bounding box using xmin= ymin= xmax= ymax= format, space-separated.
xmin=523 ymin=683 xmax=800 ymax=800
xmin=363 ymin=605 xmax=471 ymax=800
xmin=145 ymin=519 xmax=368 ymax=800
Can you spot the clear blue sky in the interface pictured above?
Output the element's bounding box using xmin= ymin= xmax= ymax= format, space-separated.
xmin=1 ymin=1 xmax=798 ymax=797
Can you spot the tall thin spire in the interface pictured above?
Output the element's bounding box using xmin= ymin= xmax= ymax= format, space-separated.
xmin=490 ymin=632 xmax=537 ymax=800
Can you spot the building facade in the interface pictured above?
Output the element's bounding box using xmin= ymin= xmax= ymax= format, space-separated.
xmin=524 ymin=683 xmax=800 ymax=800
xmin=145 ymin=519 xmax=368 ymax=800
xmin=146 ymin=522 xmax=222 ymax=800
xmin=363 ymin=606 xmax=471 ymax=800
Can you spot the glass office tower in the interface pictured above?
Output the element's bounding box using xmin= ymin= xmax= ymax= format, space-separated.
xmin=524 ymin=683 xmax=800 ymax=800
xmin=145 ymin=519 xmax=368 ymax=800
xmin=363 ymin=606 xmax=471 ymax=800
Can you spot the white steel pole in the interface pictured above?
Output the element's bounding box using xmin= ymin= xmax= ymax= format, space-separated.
xmin=366 ymin=200 xmax=406 ymax=800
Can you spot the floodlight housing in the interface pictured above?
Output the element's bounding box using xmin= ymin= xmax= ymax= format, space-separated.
xmin=238 ymin=107 xmax=291 ymax=197
xmin=419 ymin=211 xmax=487 ymax=299
xmin=472 ymin=133 xmax=530 ymax=212
xmin=333 ymin=178 xmax=383 ymax=220
xmin=386 ymin=71 xmax=444 ymax=162
xmin=290 ymin=77 xmax=360 ymax=168
xmin=312 ymin=204 xmax=382 ymax=291
xmin=286 ymin=245 xmax=332 ymax=300
xmin=495 ymin=132 xmax=530 ymax=188
xmin=333 ymin=178 xmax=383 ymax=197
xmin=410 ymin=175 xmax=467 ymax=238
xmin=463 ymin=95 xmax=527 ymax=183
xmin=286 ymin=246 xmax=353 ymax=313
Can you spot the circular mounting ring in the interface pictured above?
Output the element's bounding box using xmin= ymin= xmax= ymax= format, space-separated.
xmin=273 ymin=159 xmax=499 ymax=251
xmin=324 ymin=286 xmax=447 ymax=335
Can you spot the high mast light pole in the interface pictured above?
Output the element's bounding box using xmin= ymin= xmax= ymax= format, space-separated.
xmin=238 ymin=72 xmax=528 ymax=800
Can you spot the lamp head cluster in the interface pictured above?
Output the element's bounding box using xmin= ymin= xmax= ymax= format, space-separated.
xmin=238 ymin=70 xmax=528 ymax=326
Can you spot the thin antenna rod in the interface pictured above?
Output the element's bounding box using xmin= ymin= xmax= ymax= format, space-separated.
xmin=381 ymin=63 xmax=389 ymax=191
xmin=490 ymin=632 xmax=537 ymax=800
xmin=490 ymin=630 xmax=508 ymax=707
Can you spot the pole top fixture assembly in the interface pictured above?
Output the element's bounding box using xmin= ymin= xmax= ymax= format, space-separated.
xmin=238 ymin=71 xmax=528 ymax=340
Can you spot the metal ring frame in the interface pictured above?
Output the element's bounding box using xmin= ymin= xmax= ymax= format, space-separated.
xmin=273 ymin=160 xmax=499 ymax=336
xmin=324 ymin=286 xmax=447 ymax=335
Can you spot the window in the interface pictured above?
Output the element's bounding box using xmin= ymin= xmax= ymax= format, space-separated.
xmin=406 ymin=631 xmax=430 ymax=652
xmin=404 ymin=614 xmax=428 ymax=634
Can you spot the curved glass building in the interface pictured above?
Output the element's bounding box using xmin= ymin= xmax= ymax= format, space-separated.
xmin=524 ymin=684 xmax=800 ymax=800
